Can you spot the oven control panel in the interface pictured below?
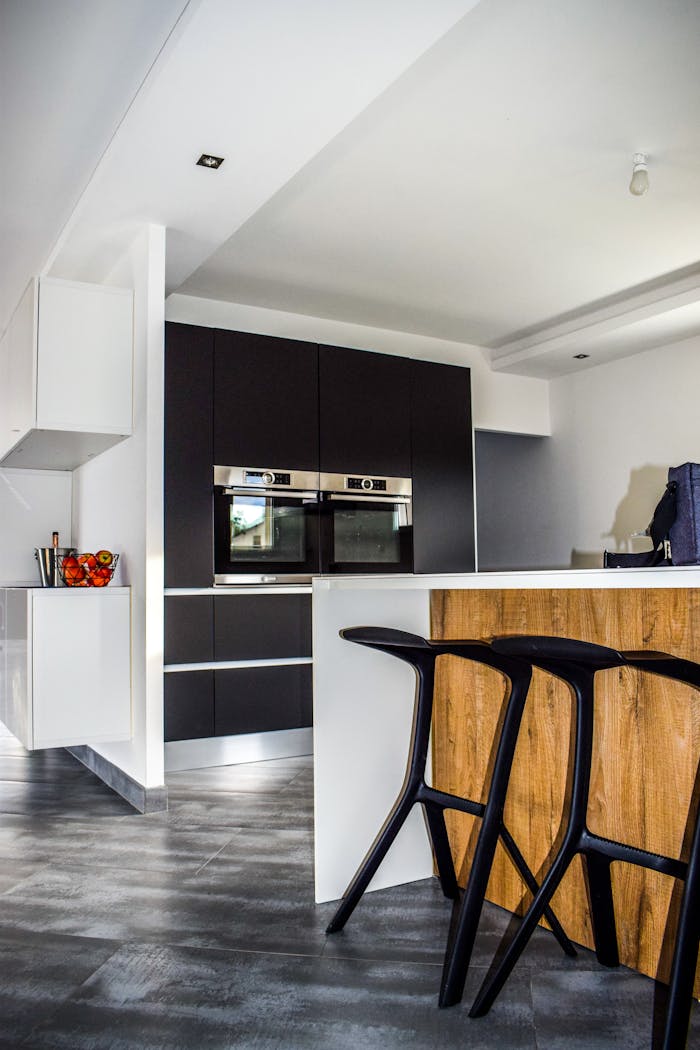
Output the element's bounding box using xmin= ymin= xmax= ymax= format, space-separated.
xmin=245 ymin=470 xmax=291 ymax=487
xmin=346 ymin=476 xmax=387 ymax=492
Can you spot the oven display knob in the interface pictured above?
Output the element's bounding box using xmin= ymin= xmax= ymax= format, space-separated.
xmin=361 ymin=477 xmax=373 ymax=491
xmin=262 ymin=471 xmax=275 ymax=486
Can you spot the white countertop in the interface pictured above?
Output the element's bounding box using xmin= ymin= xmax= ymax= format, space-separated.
xmin=313 ymin=565 xmax=700 ymax=591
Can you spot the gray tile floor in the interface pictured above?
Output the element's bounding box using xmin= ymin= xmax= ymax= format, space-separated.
xmin=0 ymin=724 xmax=698 ymax=1049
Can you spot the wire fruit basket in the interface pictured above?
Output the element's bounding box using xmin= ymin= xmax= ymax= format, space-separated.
xmin=59 ymin=551 xmax=119 ymax=587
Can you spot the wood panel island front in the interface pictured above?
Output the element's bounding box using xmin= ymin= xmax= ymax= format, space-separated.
xmin=312 ymin=568 xmax=700 ymax=994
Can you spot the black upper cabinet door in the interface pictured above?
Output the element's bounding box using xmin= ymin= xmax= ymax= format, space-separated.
xmin=411 ymin=360 xmax=475 ymax=573
xmin=319 ymin=345 xmax=412 ymax=477
xmin=164 ymin=323 xmax=214 ymax=588
xmin=214 ymin=331 xmax=319 ymax=470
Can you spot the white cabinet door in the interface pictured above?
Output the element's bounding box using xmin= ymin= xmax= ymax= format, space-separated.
xmin=37 ymin=278 xmax=133 ymax=434
xmin=0 ymin=277 xmax=133 ymax=470
xmin=32 ymin=589 xmax=132 ymax=749
xmin=0 ymin=590 xmax=6 ymax=730
xmin=3 ymin=588 xmax=31 ymax=747
xmin=0 ymin=588 xmax=131 ymax=751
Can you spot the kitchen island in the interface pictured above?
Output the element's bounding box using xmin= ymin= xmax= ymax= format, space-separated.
xmin=312 ymin=567 xmax=700 ymax=990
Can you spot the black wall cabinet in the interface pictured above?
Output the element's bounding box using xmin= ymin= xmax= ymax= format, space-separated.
xmin=164 ymin=323 xmax=214 ymax=588
xmin=318 ymin=345 xmax=412 ymax=476
xmin=411 ymin=359 xmax=475 ymax=573
xmin=214 ymin=330 xmax=319 ymax=470
xmin=163 ymin=323 xmax=476 ymax=744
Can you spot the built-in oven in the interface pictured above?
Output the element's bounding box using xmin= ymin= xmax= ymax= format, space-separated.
xmin=214 ymin=466 xmax=320 ymax=585
xmin=319 ymin=472 xmax=413 ymax=574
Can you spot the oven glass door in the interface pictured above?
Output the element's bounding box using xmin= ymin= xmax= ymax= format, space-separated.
xmin=214 ymin=489 xmax=320 ymax=577
xmin=320 ymin=495 xmax=413 ymax=573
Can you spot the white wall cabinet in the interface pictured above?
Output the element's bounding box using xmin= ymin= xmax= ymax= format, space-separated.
xmin=0 ymin=587 xmax=132 ymax=750
xmin=0 ymin=277 xmax=133 ymax=469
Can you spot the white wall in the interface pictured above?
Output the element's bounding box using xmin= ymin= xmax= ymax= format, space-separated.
xmin=70 ymin=224 xmax=165 ymax=788
xmin=0 ymin=468 xmax=72 ymax=585
xmin=479 ymin=334 xmax=700 ymax=570
xmin=546 ymin=334 xmax=700 ymax=566
xmin=165 ymin=294 xmax=551 ymax=437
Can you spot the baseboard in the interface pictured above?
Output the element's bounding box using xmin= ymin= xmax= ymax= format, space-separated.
xmin=164 ymin=727 xmax=313 ymax=772
xmin=67 ymin=746 xmax=168 ymax=814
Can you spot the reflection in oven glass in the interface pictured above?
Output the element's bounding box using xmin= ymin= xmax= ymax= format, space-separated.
xmin=333 ymin=507 xmax=401 ymax=563
xmin=229 ymin=497 xmax=305 ymax=562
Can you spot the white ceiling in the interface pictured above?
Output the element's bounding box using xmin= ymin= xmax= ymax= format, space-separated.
xmin=3 ymin=0 xmax=700 ymax=378
xmin=0 ymin=0 xmax=190 ymax=328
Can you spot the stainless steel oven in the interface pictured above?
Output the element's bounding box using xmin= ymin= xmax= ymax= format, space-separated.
xmin=319 ymin=472 xmax=413 ymax=574
xmin=214 ymin=466 xmax=320 ymax=584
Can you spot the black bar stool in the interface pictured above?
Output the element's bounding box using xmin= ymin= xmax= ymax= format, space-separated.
xmin=448 ymin=635 xmax=700 ymax=1050
xmin=325 ymin=627 xmax=575 ymax=978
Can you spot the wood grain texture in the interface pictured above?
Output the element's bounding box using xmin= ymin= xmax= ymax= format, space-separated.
xmin=430 ymin=587 xmax=700 ymax=990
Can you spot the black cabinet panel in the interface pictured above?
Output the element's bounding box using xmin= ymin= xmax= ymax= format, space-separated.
xmin=215 ymin=664 xmax=312 ymax=736
xmin=214 ymin=594 xmax=311 ymax=661
xmin=164 ymin=671 xmax=214 ymax=741
xmin=214 ymin=330 xmax=319 ymax=469
xmin=411 ymin=360 xmax=475 ymax=573
xmin=164 ymin=596 xmax=213 ymax=665
xmin=319 ymin=345 xmax=412 ymax=476
xmin=164 ymin=323 xmax=214 ymax=587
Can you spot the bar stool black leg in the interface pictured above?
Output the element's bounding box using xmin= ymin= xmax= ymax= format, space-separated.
xmin=327 ymin=653 xmax=438 ymax=934
xmin=424 ymin=803 xmax=460 ymax=900
xmin=499 ymin=825 xmax=576 ymax=958
xmin=467 ymin=666 xmax=596 ymax=1015
xmin=584 ymin=852 xmax=620 ymax=967
xmin=326 ymin=792 xmax=417 ymax=933
xmin=439 ymin=666 xmax=550 ymax=1008
xmin=468 ymin=836 xmax=580 ymax=1016
xmin=662 ymin=822 xmax=700 ymax=1049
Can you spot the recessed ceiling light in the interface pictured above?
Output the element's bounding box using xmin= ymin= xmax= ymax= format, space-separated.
xmin=196 ymin=153 xmax=224 ymax=169
xmin=573 ymin=353 xmax=590 ymax=360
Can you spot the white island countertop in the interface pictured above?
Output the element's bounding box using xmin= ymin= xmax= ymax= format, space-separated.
xmin=311 ymin=566 xmax=700 ymax=904
xmin=314 ymin=564 xmax=700 ymax=591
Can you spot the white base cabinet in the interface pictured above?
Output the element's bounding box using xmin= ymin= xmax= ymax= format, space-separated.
xmin=0 ymin=587 xmax=132 ymax=750
xmin=0 ymin=277 xmax=133 ymax=469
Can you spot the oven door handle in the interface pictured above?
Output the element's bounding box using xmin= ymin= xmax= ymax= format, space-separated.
xmin=224 ymin=487 xmax=320 ymax=501
xmin=324 ymin=493 xmax=412 ymax=504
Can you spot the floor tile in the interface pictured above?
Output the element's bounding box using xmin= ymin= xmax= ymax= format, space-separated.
xmin=0 ymin=927 xmax=119 ymax=1045
xmin=24 ymin=942 xmax=536 ymax=1050
xmin=0 ymin=862 xmax=329 ymax=956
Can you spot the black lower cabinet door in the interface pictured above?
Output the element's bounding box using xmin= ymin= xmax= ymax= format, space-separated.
xmin=215 ymin=664 xmax=312 ymax=736
xmin=164 ymin=671 xmax=214 ymax=742
xmin=214 ymin=594 xmax=311 ymax=661
xmin=164 ymin=596 xmax=213 ymax=665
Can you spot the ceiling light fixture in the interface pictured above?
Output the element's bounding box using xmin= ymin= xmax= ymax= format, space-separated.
xmin=573 ymin=353 xmax=590 ymax=360
xmin=197 ymin=153 xmax=224 ymax=169
xmin=629 ymin=153 xmax=649 ymax=196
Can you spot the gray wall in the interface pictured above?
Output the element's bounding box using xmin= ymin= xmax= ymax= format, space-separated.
xmin=475 ymin=430 xmax=568 ymax=571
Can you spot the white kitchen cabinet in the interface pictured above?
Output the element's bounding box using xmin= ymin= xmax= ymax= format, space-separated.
xmin=0 ymin=277 xmax=133 ymax=469
xmin=0 ymin=587 xmax=132 ymax=750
